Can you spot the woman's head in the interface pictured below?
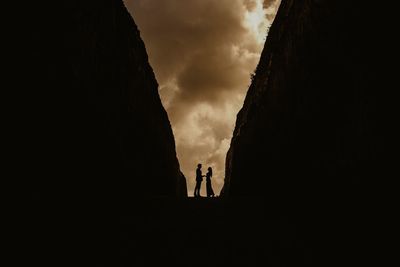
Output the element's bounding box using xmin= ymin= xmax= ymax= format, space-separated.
xmin=208 ymin=167 xmax=212 ymax=172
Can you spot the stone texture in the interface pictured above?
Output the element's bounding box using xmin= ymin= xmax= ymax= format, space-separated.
xmin=221 ymin=0 xmax=389 ymax=264
xmin=27 ymin=0 xmax=187 ymax=206
xmin=223 ymin=0 xmax=385 ymax=201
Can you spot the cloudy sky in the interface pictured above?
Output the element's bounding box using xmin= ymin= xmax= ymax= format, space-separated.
xmin=124 ymin=0 xmax=281 ymax=196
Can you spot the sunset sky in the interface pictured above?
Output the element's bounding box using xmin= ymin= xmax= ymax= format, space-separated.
xmin=124 ymin=0 xmax=281 ymax=196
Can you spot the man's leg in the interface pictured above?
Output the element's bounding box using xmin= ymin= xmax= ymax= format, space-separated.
xmin=198 ymin=182 xmax=201 ymax=197
xmin=194 ymin=182 xmax=199 ymax=197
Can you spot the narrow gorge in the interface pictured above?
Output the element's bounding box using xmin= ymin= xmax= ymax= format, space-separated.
xmin=25 ymin=0 xmax=388 ymax=266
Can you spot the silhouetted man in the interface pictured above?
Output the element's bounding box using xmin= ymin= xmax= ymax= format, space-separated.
xmin=194 ymin=164 xmax=204 ymax=197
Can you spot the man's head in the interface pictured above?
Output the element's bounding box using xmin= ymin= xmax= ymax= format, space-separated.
xmin=197 ymin=163 xmax=202 ymax=169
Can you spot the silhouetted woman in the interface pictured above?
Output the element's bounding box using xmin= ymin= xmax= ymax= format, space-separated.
xmin=205 ymin=167 xmax=215 ymax=197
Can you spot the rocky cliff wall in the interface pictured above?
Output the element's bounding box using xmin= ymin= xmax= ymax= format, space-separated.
xmin=27 ymin=0 xmax=187 ymax=207
xmin=221 ymin=0 xmax=389 ymax=264
xmin=223 ymin=0 xmax=384 ymax=201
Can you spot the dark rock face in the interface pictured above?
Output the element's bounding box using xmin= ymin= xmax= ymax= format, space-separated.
xmin=222 ymin=0 xmax=388 ymax=264
xmin=224 ymin=0 xmax=385 ymax=200
xmin=27 ymin=0 xmax=186 ymax=205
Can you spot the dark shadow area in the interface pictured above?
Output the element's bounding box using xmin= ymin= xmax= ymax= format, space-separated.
xmin=23 ymin=0 xmax=187 ymax=265
xmin=222 ymin=0 xmax=393 ymax=266
xmin=119 ymin=197 xmax=309 ymax=266
xmin=21 ymin=0 xmax=394 ymax=266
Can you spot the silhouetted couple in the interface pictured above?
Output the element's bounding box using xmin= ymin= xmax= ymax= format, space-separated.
xmin=194 ymin=164 xmax=215 ymax=197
